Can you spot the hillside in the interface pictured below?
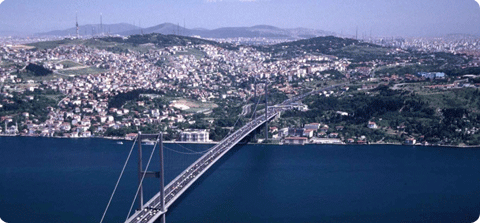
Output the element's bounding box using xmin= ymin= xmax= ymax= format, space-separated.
xmin=102 ymin=33 xmax=236 ymax=49
xmin=28 ymin=33 xmax=236 ymax=51
xmin=256 ymin=36 xmax=402 ymax=61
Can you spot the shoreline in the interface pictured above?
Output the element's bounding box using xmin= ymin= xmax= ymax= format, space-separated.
xmin=1 ymin=134 xmax=480 ymax=148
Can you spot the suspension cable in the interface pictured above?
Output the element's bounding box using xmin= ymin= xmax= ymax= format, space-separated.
xmin=228 ymin=101 xmax=253 ymax=136
xmin=250 ymin=92 xmax=263 ymax=120
xmin=164 ymin=145 xmax=212 ymax=155
xmin=126 ymin=134 xmax=161 ymax=220
xmin=172 ymin=141 xmax=206 ymax=153
xmin=99 ymin=137 xmax=138 ymax=223
xmin=228 ymin=114 xmax=242 ymax=135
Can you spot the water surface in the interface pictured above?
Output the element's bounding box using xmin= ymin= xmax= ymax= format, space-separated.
xmin=0 ymin=137 xmax=479 ymax=222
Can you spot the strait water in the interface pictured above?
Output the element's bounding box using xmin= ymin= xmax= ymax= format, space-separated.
xmin=1 ymin=137 xmax=480 ymax=223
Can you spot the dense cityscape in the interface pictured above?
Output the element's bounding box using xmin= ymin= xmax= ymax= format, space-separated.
xmin=1 ymin=32 xmax=480 ymax=146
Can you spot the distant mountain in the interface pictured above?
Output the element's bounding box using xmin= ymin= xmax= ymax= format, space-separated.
xmin=193 ymin=25 xmax=290 ymax=38
xmin=136 ymin=23 xmax=335 ymax=39
xmin=120 ymin=23 xmax=187 ymax=36
xmin=41 ymin=22 xmax=334 ymax=40
xmin=36 ymin=23 xmax=140 ymax=37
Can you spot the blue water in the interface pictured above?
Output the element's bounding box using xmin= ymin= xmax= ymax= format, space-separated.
xmin=1 ymin=137 xmax=480 ymax=223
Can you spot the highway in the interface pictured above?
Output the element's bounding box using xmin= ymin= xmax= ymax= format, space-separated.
xmin=125 ymin=85 xmax=339 ymax=223
xmin=125 ymin=107 xmax=287 ymax=223
xmin=240 ymin=103 xmax=253 ymax=116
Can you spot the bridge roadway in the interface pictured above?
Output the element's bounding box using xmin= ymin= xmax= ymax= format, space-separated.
xmin=125 ymin=106 xmax=290 ymax=223
xmin=125 ymin=85 xmax=339 ymax=223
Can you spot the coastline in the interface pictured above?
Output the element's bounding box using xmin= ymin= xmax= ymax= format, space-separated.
xmin=1 ymin=134 xmax=480 ymax=148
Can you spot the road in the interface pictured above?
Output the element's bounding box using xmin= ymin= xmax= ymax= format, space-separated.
xmin=125 ymin=85 xmax=341 ymax=223
xmin=240 ymin=103 xmax=253 ymax=116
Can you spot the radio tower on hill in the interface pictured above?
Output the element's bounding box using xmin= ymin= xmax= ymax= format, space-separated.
xmin=76 ymin=12 xmax=79 ymax=39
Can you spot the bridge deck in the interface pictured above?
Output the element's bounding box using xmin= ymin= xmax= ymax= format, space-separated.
xmin=125 ymin=107 xmax=287 ymax=223
xmin=124 ymin=85 xmax=339 ymax=223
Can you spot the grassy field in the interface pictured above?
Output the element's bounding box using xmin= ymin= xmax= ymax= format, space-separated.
xmin=46 ymin=93 xmax=64 ymax=100
xmin=333 ymin=45 xmax=392 ymax=62
xmin=339 ymin=45 xmax=390 ymax=56
xmin=28 ymin=39 xmax=83 ymax=50
xmin=175 ymin=48 xmax=207 ymax=60
xmin=169 ymin=98 xmax=218 ymax=113
xmin=59 ymin=60 xmax=83 ymax=69
xmin=56 ymin=67 xmax=106 ymax=76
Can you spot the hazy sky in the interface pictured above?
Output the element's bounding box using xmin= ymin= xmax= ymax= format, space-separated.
xmin=0 ymin=0 xmax=480 ymax=37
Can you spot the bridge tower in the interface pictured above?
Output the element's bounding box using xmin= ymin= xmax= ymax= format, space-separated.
xmin=137 ymin=133 xmax=166 ymax=223
xmin=253 ymin=78 xmax=257 ymax=140
xmin=253 ymin=78 xmax=257 ymax=120
xmin=264 ymin=80 xmax=268 ymax=143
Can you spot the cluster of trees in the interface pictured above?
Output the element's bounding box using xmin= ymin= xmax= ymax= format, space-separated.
xmin=282 ymin=86 xmax=480 ymax=145
xmin=256 ymin=36 xmax=407 ymax=62
xmin=25 ymin=63 xmax=52 ymax=76
xmin=108 ymin=89 xmax=166 ymax=108
xmin=0 ymin=90 xmax=59 ymax=125
xmin=101 ymin=33 xmax=236 ymax=50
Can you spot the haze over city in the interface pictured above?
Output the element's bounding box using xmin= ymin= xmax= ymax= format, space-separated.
xmin=1 ymin=0 xmax=480 ymax=37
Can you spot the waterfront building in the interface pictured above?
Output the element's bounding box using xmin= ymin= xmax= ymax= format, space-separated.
xmin=125 ymin=133 xmax=138 ymax=141
xmin=288 ymin=128 xmax=304 ymax=137
xmin=303 ymin=129 xmax=315 ymax=138
xmin=405 ymin=138 xmax=417 ymax=145
xmin=180 ymin=129 xmax=210 ymax=142
xmin=284 ymin=137 xmax=308 ymax=145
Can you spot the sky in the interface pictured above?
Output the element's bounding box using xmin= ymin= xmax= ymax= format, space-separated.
xmin=0 ymin=0 xmax=480 ymax=37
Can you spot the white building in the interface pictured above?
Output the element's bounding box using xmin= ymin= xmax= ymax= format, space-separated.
xmin=180 ymin=129 xmax=210 ymax=142
xmin=367 ymin=121 xmax=378 ymax=129
xmin=284 ymin=137 xmax=308 ymax=145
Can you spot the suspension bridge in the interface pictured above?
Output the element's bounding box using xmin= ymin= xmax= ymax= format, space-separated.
xmin=101 ymin=84 xmax=339 ymax=223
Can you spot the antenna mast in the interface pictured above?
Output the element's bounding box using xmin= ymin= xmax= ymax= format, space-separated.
xmin=76 ymin=12 xmax=79 ymax=39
